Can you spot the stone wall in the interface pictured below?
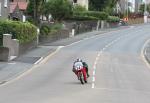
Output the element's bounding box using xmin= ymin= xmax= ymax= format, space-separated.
xmin=39 ymin=29 xmax=70 ymax=44
xmin=3 ymin=34 xmax=19 ymax=58
xmin=19 ymin=39 xmax=38 ymax=55
xmin=0 ymin=47 xmax=9 ymax=61
xmin=65 ymin=20 xmax=98 ymax=35
xmin=2 ymin=34 xmax=38 ymax=58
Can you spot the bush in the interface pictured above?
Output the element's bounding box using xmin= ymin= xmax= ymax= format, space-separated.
xmin=107 ymin=16 xmax=120 ymax=23
xmin=73 ymin=11 xmax=108 ymax=20
xmin=40 ymin=23 xmax=63 ymax=36
xmin=73 ymin=5 xmax=87 ymax=13
xmin=0 ymin=20 xmax=37 ymax=44
xmin=67 ymin=16 xmax=99 ymax=21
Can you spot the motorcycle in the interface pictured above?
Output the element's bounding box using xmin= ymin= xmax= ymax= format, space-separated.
xmin=75 ymin=66 xmax=87 ymax=84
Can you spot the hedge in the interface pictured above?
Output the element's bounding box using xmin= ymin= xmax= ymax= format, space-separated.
xmin=107 ymin=16 xmax=120 ymax=23
xmin=73 ymin=11 xmax=108 ymax=20
xmin=0 ymin=20 xmax=37 ymax=44
xmin=67 ymin=15 xmax=99 ymax=21
xmin=40 ymin=23 xmax=63 ymax=36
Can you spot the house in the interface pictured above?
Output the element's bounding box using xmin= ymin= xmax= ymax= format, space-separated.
xmin=9 ymin=0 xmax=28 ymax=21
xmin=72 ymin=0 xmax=89 ymax=10
xmin=0 ymin=0 xmax=9 ymax=19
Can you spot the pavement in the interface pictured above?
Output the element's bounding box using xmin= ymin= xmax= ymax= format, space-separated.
xmin=0 ymin=26 xmax=130 ymax=85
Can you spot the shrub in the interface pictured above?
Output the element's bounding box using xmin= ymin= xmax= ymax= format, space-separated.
xmin=73 ymin=5 xmax=87 ymax=13
xmin=0 ymin=20 xmax=37 ymax=44
xmin=40 ymin=25 xmax=50 ymax=36
xmin=107 ymin=16 xmax=120 ymax=22
xmin=67 ymin=16 xmax=99 ymax=21
xmin=40 ymin=23 xmax=63 ymax=36
xmin=73 ymin=11 xmax=108 ymax=20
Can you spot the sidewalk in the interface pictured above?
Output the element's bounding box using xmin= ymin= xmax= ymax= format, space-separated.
xmin=0 ymin=26 xmax=129 ymax=85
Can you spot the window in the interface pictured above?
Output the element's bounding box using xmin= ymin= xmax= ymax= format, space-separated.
xmin=4 ymin=0 xmax=7 ymax=7
xmin=0 ymin=2 xmax=1 ymax=16
xmin=73 ymin=0 xmax=77 ymax=3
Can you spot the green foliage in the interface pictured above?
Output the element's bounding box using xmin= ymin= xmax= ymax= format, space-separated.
xmin=139 ymin=4 xmax=150 ymax=13
xmin=43 ymin=0 xmax=72 ymax=22
xmin=107 ymin=16 xmax=120 ymax=22
xmin=0 ymin=20 xmax=37 ymax=44
xmin=27 ymin=0 xmax=44 ymax=25
xmin=73 ymin=11 xmax=108 ymax=20
xmin=40 ymin=23 xmax=63 ymax=36
xmin=73 ymin=5 xmax=87 ymax=13
xmin=89 ymin=0 xmax=118 ymax=13
xmin=89 ymin=0 xmax=118 ymax=11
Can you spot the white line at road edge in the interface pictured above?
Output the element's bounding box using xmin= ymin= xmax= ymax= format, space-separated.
xmin=0 ymin=46 xmax=62 ymax=87
xmin=91 ymin=33 xmax=131 ymax=89
xmin=141 ymin=39 xmax=150 ymax=68
xmin=0 ymin=27 xmax=132 ymax=87
xmin=66 ymin=27 xmax=132 ymax=47
xmin=34 ymin=57 xmax=43 ymax=65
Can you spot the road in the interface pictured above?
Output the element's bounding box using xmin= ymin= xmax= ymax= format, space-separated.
xmin=0 ymin=24 xmax=150 ymax=103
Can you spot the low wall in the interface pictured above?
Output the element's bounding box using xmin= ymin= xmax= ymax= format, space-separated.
xmin=65 ymin=20 xmax=98 ymax=35
xmin=2 ymin=34 xmax=38 ymax=57
xmin=39 ymin=29 xmax=70 ymax=44
xmin=3 ymin=34 xmax=19 ymax=57
xmin=0 ymin=47 xmax=9 ymax=61
xmin=19 ymin=39 xmax=38 ymax=55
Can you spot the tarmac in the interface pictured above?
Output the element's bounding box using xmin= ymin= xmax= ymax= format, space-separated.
xmin=0 ymin=27 xmax=132 ymax=85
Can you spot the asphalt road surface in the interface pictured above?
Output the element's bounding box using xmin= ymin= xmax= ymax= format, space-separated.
xmin=1 ymin=24 xmax=150 ymax=103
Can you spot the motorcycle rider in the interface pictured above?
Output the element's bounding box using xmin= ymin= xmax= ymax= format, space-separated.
xmin=82 ymin=61 xmax=90 ymax=78
xmin=73 ymin=59 xmax=90 ymax=78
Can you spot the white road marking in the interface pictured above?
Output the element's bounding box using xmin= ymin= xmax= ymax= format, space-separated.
xmin=92 ymin=77 xmax=95 ymax=82
xmin=34 ymin=57 xmax=44 ymax=65
xmin=0 ymin=46 xmax=62 ymax=87
xmin=93 ymin=65 xmax=96 ymax=70
xmin=93 ymin=71 xmax=96 ymax=76
xmin=92 ymin=83 xmax=95 ymax=88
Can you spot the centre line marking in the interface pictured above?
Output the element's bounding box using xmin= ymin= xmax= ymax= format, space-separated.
xmin=93 ymin=71 xmax=96 ymax=75
xmin=92 ymin=83 xmax=95 ymax=88
xmin=92 ymin=77 xmax=95 ymax=82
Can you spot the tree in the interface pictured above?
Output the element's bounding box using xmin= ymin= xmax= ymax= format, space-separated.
xmin=27 ymin=0 xmax=45 ymax=24
xmin=89 ymin=0 xmax=119 ymax=12
xmin=139 ymin=4 xmax=150 ymax=14
xmin=43 ymin=0 xmax=72 ymax=22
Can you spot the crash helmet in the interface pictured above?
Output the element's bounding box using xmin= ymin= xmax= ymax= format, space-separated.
xmin=76 ymin=58 xmax=82 ymax=62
